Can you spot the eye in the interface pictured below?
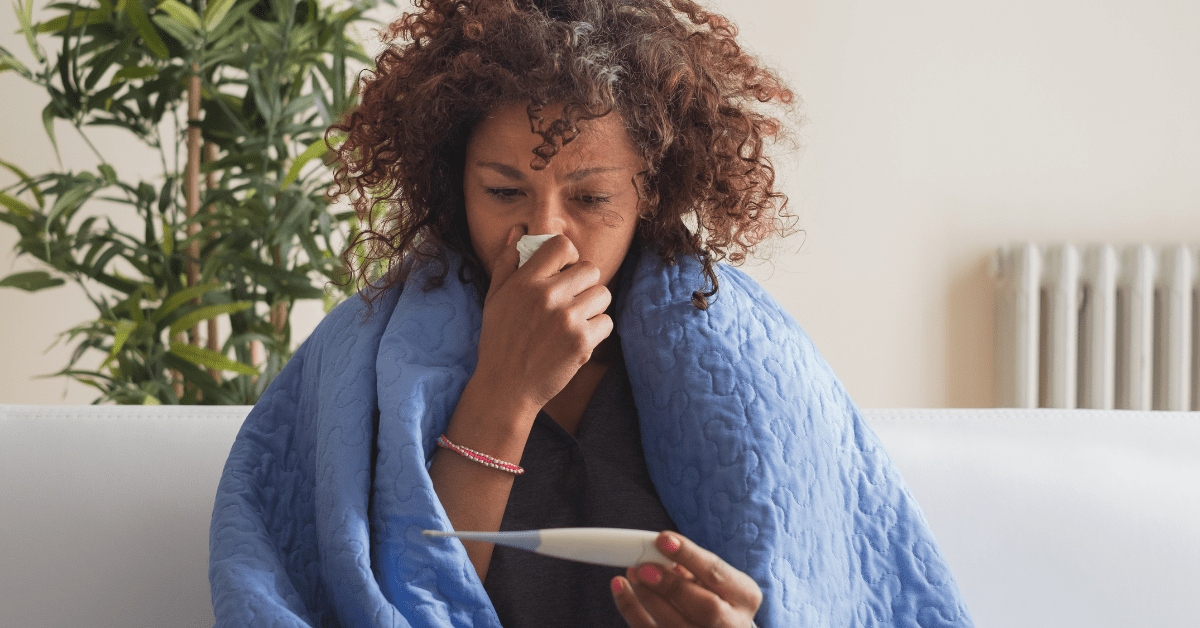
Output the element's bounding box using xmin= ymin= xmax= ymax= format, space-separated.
xmin=575 ymin=194 xmax=612 ymax=205
xmin=484 ymin=187 xmax=523 ymax=201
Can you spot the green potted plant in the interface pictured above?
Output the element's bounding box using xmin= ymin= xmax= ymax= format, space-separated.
xmin=0 ymin=0 xmax=390 ymax=404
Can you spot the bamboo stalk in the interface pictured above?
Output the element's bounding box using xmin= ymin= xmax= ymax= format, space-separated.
xmin=262 ymin=133 xmax=292 ymax=366
xmin=185 ymin=67 xmax=202 ymax=321
xmin=271 ymin=246 xmax=288 ymax=336
xmin=273 ymin=134 xmax=291 ymax=336
xmin=204 ymin=141 xmax=220 ymax=381
xmin=176 ymin=65 xmax=203 ymax=401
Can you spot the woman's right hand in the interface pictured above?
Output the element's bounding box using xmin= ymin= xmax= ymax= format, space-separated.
xmin=431 ymin=228 xmax=613 ymax=581
xmin=472 ymin=227 xmax=614 ymax=418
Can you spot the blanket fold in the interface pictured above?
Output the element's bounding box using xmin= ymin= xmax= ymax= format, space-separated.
xmin=210 ymin=244 xmax=974 ymax=627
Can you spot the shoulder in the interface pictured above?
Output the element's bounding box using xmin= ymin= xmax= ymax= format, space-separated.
xmin=302 ymin=283 xmax=405 ymax=358
xmin=624 ymin=245 xmax=800 ymax=335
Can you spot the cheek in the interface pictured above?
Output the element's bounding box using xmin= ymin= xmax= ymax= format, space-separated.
xmin=463 ymin=194 xmax=501 ymax=271
xmin=580 ymin=222 xmax=638 ymax=284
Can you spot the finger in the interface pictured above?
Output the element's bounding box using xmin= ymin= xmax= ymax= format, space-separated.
xmin=487 ymin=226 xmax=525 ymax=299
xmin=626 ymin=568 xmax=695 ymax=627
xmin=655 ymin=532 xmax=762 ymax=611
xmin=572 ymin=283 xmax=612 ymax=322
xmin=583 ymin=312 xmax=614 ymax=353
xmin=522 ymin=234 xmax=579 ymax=277
xmin=671 ymin=563 xmax=696 ymax=581
xmin=552 ymin=260 xmax=603 ymax=298
xmin=611 ymin=576 xmax=657 ymax=628
xmin=633 ymin=562 xmax=732 ymax=627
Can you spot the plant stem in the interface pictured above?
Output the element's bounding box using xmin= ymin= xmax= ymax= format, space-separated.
xmin=204 ymin=141 xmax=220 ymax=381
xmin=74 ymin=123 xmax=106 ymax=166
xmin=176 ymin=64 xmax=204 ymax=400
xmin=185 ymin=66 xmax=202 ymax=330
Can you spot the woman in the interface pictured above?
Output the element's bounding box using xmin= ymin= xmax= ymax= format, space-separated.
xmin=210 ymin=1 xmax=974 ymax=626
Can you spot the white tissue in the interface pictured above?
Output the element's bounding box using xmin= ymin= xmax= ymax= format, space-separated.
xmin=516 ymin=234 xmax=556 ymax=268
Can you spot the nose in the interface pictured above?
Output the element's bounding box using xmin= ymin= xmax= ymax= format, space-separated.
xmin=525 ymin=194 xmax=567 ymax=236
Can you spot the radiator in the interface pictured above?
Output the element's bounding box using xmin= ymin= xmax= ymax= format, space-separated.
xmin=992 ymin=243 xmax=1200 ymax=410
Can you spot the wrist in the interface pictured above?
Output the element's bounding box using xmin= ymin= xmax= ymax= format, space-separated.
xmin=463 ymin=364 xmax=548 ymax=418
xmin=444 ymin=376 xmax=540 ymax=462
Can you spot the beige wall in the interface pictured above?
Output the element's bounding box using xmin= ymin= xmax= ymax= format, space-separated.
xmin=3 ymin=0 xmax=1198 ymax=407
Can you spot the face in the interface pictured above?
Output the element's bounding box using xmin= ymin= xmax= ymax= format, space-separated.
xmin=463 ymin=103 xmax=645 ymax=288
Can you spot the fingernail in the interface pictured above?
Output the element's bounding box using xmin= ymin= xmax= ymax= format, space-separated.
xmin=659 ymin=534 xmax=680 ymax=553
xmin=610 ymin=577 xmax=624 ymax=594
xmin=638 ymin=564 xmax=662 ymax=584
xmin=506 ymin=227 xmax=517 ymax=246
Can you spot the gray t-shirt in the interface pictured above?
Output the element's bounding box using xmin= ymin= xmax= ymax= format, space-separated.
xmin=482 ymin=356 xmax=678 ymax=627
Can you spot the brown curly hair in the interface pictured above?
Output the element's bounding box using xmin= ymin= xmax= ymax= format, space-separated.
xmin=330 ymin=0 xmax=796 ymax=308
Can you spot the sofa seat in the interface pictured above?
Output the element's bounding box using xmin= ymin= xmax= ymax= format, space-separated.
xmin=1 ymin=405 xmax=1196 ymax=628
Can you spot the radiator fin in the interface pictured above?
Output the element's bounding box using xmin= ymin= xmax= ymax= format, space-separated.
xmin=993 ymin=243 xmax=1200 ymax=410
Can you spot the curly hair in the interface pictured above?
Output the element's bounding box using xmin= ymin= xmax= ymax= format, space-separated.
xmin=330 ymin=0 xmax=796 ymax=309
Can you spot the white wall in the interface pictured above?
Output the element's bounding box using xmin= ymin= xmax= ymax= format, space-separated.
xmin=3 ymin=0 xmax=1198 ymax=407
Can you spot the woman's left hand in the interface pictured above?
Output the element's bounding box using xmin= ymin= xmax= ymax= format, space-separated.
xmin=611 ymin=531 xmax=762 ymax=628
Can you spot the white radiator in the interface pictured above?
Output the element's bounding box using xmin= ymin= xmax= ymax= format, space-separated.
xmin=992 ymin=243 xmax=1200 ymax=410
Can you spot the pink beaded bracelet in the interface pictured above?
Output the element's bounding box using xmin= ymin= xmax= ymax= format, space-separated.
xmin=437 ymin=434 xmax=525 ymax=475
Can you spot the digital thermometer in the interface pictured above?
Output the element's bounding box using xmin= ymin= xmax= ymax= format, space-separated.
xmin=422 ymin=527 xmax=674 ymax=568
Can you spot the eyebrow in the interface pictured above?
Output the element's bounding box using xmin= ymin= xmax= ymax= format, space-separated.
xmin=474 ymin=161 xmax=623 ymax=182
xmin=476 ymin=162 xmax=525 ymax=181
xmin=565 ymin=166 xmax=623 ymax=182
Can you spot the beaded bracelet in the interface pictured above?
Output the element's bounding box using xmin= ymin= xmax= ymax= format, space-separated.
xmin=436 ymin=434 xmax=525 ymax=475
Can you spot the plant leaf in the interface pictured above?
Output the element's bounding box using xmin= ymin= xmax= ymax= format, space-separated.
xmin=36 ymin=10 xmax=109 ymax=33
xmin=160 ymin=217 xmax=174 ymax=255
xmin=160 ymin=353 xmax=239 ymax=403
xmin=124 ymin=0 xmax=169 ymax=60
xmin=0 ymin=270 xmax=66 ymax=291
xmin=101 ymin=318 xmax=138 ymax=368
xmin=168 ymin=301 xmax=252 ymax=336
xmin=0 ymin=159 xmax=44 ymax=208
xmin=47 ymin=183 xmax=95 ymax=226
xmin=156 ymin=0 xmax=202 ymax=32
xmin=280 ymin=136 xmax=330 ymax=190
xmin=41 ymin=103 xmax=59 ymax=158
xmin=169 ymin=342 xmax=257 ymax=375
xmin=202 ymin=0 xmax=253 ymax=41
xmin=0 ymin=192 xmax=34 ymax=218
xmin=17 ymin=0 xmax=42 ymax=62
xmin=150 ymin=283 xmax=222 ymax=322
xmin=202 ymin=0 xmax=235 ymax=31
xmin=152 ymin=14 xmax=200 ymax=46
xmin=0 ymin=47 xmax=32 ymax=78
xmin=111 ymin=65 xmax=158 ymax=84
xmin=98 ymin=163 xmax=117 ymax=185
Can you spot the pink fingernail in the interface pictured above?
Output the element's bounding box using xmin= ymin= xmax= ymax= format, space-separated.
xmin=611 ymin=577 xmax=624 ymax=594
xmin=638 ymin=564 xmax=662 ymax=584
xmin=659 ymin=534 xmax=681 ymax=553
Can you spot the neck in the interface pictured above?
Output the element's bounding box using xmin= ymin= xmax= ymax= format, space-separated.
xmin=541 ymin=334 xmax=620 ymax=435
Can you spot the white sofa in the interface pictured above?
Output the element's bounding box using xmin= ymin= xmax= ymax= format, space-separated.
xmin=1 ymin=405 xmax=1197 ymax=628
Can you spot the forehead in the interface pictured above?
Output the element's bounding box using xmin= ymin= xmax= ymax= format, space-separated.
xmin=466 ymin=103 xmax=641 ymax=171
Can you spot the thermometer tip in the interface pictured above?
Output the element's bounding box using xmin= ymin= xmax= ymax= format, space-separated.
xmin=422 ymin=530 xmax=451 ymax=537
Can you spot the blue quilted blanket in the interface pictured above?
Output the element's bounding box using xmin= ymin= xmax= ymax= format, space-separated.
xmin=209 ymin=244 xmax=974 ymax=627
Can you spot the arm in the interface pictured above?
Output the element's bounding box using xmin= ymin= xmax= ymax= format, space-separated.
xmin=428 ymin=377 xmax=534 ymax=582
xmin=428 ymin=229 xmax=612 ymax=582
